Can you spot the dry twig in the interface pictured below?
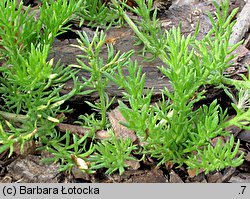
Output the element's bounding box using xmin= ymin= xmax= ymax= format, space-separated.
xmin=229 ymin=0 xmax=250 ymax=45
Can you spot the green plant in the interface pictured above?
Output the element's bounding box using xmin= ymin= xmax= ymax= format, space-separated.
xmin=0 ymin=119 xmax=37 ymax=156
xmin=39 ymin=0 xmax=83 ymax=47
xmin=0 ymin=0 xmax=249 ymax=176
xmin=0 ymin=0 xmax=41 ymax=59
xmin=0 ymin=0 xmax=82 ymax=58
xmin=105 ymin=59 xmax=153 ymax=140
xmin=0 ymin=0 xmax=81 ymax=156
xmin=71 ymin=29 xmax=133 ymax=132
xmin=111 ymin=0 xmax=170 ymax=62
xmin=0 ymin=43 xmax=80 ymax=155
xmin=90 ymin=130 xmax=137 ymax=175
xmin=76 ymin=0 xmax=124 ymax=28
xmin=39 ymin=130 xmax=95 ymax=173
xmin=34 ymin=26 xmax=137 ymax=173
xmin=105 ymin=0 xmax=246 ymax=174
xmin=124 ymin=0 xmax=168 ymax=60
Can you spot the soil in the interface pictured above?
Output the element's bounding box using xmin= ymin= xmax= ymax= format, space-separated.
xmin=1 ymin=0 xmax=250 ymax=183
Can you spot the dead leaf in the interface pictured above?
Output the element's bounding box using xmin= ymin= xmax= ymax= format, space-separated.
xmin=105 ymin=37 xmax=117 ymax=45
xmin=187 ymin=168 xmax=204 ymax=178
xmin=108 ymin=107 xmax=137 ymax=142
xmin=187 ymin=168 xmax=198 ymax=178
xmin=71 ymin=154 xmax=89 ymax=170
xmin=1 ymin=176 xmax=12 ymax=183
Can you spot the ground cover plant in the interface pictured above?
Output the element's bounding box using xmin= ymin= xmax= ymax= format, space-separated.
xmin=0 ymin=0 xmax=250 ymax=179
xmin=76 ymin=0 xmax=125 ymax=28
xmin=0 ymin=0 xmax=82 ymax=160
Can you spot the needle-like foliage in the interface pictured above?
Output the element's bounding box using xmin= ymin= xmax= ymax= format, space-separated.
xmin=0 ymin=0 xmax=249 ymax=176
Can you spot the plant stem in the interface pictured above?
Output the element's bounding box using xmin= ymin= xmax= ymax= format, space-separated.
xmin=99 ymin=85 xmax=107 ymax=128
xmin=0 ymin=111 xmax=28 ymax=123
xmin=223 ymin=111 xmax=250 ymax=127
xmin=222 ymin=77 xmax=250 ymax=89
xmin=111 ymin=0 xmax=169 ymax=64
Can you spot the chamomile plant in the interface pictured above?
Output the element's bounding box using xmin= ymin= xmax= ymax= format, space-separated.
xmin=105 ymin=0 xmax=246 ymax=174
xmin=0 ymin=0 xmax=82 ymax=156
xmin=0 ymin=0 xmax=249 ymax=176
xmin=76 ymin=0 xmax=125 ymax=28
xmin=71 ymin=29 xmax=133 ymax=134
